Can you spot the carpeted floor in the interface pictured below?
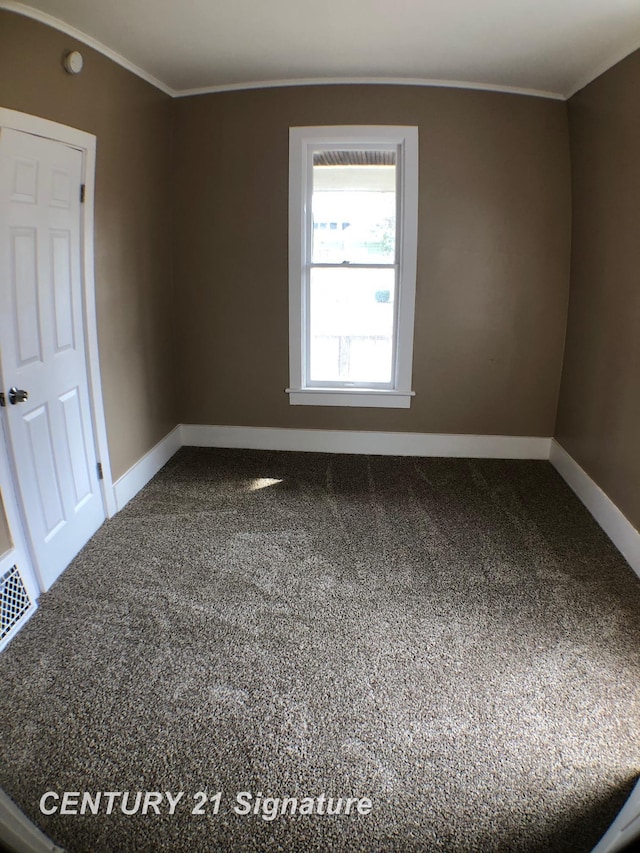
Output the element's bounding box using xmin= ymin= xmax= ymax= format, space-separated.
xmin=1 ymin=448 xmax=639 ymax=853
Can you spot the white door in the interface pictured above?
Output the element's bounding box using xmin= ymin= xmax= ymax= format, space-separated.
xmin=0 ymin=127 xmax=105 ymax=592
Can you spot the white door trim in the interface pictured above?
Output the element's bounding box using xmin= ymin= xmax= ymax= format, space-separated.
xmin=0 ymin=415 xmax=38 ymax=647
xmin=0 ymin=107 xmax=115 ymax=522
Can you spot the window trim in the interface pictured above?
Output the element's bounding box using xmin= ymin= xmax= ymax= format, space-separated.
xmin=287 ymin=125 xmax=419 ymax=408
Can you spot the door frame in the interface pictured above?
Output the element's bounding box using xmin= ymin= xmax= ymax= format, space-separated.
xmin=0 ymin=107 xmax=115 ymax=596
xmin=0 ymin=422 xmax=38 ymax=648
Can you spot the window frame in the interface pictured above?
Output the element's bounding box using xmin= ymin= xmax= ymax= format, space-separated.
xmin=287 ymin=125 xmax=419 ymax=408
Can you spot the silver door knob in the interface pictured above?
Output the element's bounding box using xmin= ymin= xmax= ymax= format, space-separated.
xmin=8 ymin=387 xmax=28 ymax=405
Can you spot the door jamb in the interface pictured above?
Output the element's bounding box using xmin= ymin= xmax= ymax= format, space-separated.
xmin=0 ymin=418 xmax=39 ymax=637
xmin=0 ymin=107 xmax=116 ymax=533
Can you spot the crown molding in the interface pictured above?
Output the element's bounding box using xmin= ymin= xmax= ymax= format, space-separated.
xmin=4 ymin=1 xmax=640 ymax=102
xmin=174 ymin=76 xmax=564 ymax=100
xmin=565 ymin=38 xmax=640 ymax=99
xmin=0 ymin=2 xmax=564 ymax=101
xmin=0 ymin=1 xmax=176 ymax=96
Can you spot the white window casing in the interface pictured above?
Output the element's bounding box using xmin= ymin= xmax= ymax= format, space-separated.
xmin=287 ymin=125 xmax=419 ymax=408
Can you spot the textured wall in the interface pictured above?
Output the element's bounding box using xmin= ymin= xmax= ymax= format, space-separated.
xmin=173 ymin=85 xmax=572 ymax=436
xmin=555 ymin=49 xmax=640 ymax=531
xmin=0 ymin=10 xmax=177 ymax=483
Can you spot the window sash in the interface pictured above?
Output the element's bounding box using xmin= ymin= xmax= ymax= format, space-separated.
xmin=304 ymin=262 xmax=399 ymax=389
xmin=304 ymin=142 xmax=402 ymax=389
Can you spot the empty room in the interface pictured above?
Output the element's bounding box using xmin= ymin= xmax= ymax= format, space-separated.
xmin=0 ymin=1 xmax=639 ymax=851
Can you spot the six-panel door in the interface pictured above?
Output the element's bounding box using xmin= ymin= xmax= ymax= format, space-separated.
xmin=0 ymin=127 xmax=104 ymax=592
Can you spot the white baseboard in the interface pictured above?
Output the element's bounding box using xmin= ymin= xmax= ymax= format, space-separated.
xmin=180 ymin=424 xmax=551 ymax=459
xmin=590 ymin=776 xmax=640 ymax=853
xmin=111 ymin=427 xmax=638 ymax=581
xmin=0 ymin=788 xmax=65 ymax=853
xmin=113 ymin=425 xmax=181 ymax=512
xmin=550 ymin=439 xmax=640 ymax=578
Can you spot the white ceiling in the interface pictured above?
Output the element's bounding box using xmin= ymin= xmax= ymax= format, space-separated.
xmin=4 ymin=0 xmax=640 ymax=98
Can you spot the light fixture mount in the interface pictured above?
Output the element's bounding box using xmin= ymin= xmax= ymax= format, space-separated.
xmin=63 ymin=50 xmax=83 ymax=75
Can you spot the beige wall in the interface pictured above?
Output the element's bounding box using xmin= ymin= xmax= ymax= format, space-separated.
xmin=1 ymin=9 xmax=637 ymax=577
xmin=555 ymin=50 xmax=640 ymax=531
xmin=173 ymin=86 xmax=572 ymax=436
xmin=0 ymin=10 xmax=178 ymax=484
xmin=0 ymin=11 xmax=635 ymax=564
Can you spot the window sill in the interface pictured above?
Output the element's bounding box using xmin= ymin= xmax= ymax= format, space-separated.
xmin=286 ymin=388 xmax=415 ymax=408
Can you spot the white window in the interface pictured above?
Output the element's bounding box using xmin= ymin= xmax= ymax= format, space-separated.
xmin=287 ymin=125 xmax=419 ymax=408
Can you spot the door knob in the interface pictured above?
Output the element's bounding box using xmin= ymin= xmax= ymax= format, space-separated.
xmin=8 ymin=387 xmax=28 ymax=405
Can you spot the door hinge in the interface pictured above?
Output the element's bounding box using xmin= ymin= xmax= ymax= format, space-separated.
xmin=96 ymin=462 xmax=103 ymax=480
xmin=80 ymin=184 xmax=86 ymax=203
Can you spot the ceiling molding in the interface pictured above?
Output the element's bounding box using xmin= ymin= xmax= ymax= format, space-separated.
xmin=564 ymin=38 xmax=640 ymax=99
xmin=0 ymin=1 xmax=563 ymax=100
xmin=175 ymin=77 xmax=564 ymax=101
xmin=3 ymin=1 xmax=639 ymax=103
xmin=0 ymin=0 xmax=176 ymax=96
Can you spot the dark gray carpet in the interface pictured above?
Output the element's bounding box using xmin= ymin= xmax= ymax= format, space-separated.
xmin=1 ymin=448 xmax=639 ymax=853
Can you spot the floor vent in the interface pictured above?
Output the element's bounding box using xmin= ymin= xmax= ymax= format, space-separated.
xmin=1 ymin=564 xmax=33 ymax=644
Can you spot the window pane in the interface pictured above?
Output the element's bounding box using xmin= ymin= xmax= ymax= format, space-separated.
xmin=312 ymin=150 xmax=396 ymax=264
xmin=309 ymin=267 xmax=395 ymax=383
